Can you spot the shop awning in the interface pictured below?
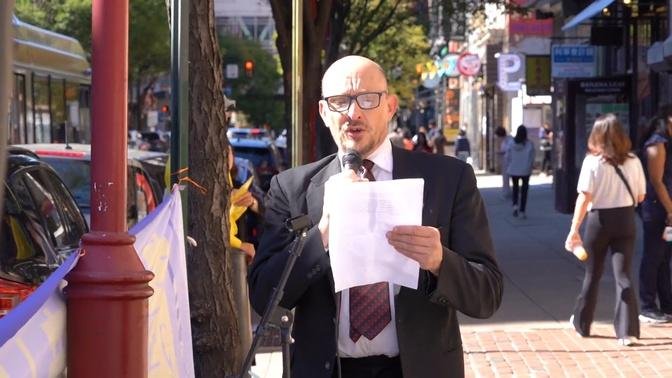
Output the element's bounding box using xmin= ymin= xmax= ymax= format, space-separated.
xmin=561 ymin=0 xmax=615 ymax=31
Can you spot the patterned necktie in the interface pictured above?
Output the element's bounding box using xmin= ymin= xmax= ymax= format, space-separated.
xmin=349 ymin=159 xmax=391 ymax=342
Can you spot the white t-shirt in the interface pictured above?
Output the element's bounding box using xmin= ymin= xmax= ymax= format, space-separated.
xmin=576 ymin=153 xmax=646 ymax=210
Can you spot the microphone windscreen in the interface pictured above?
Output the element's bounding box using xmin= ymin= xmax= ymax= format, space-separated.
xmin=342 ymin=149 xmax=362 ymax=171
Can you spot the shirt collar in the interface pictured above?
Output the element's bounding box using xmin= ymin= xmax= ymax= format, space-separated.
xmin=337 ymin=139 xmax=393 ymax=174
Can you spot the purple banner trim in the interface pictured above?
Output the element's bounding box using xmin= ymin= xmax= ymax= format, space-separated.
xmin=0 ymin=251 xmax=79 ymax=346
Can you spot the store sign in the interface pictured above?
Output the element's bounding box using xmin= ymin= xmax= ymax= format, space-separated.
xmin=510 ymin=0 xmax=537 ymax=6
xmin=437 ymin=54 xmax=460 ymax=77
xmin=497 ymin=53 xmax=525 ymax=92
xmin=509 ymin=18 xmax=553 ymax=37
xmin=525 ymin=55 xmax=551 ymax=95
xmin=225 ymin=63 xmax=239 ymax=79
xmin=457 ymin=53 xmax=481 ymax=76
xmin=551 ymin=45 xmax=596 ymax=78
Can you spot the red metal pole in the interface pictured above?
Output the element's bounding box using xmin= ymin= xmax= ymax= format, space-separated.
xmin=65 ymin=1 xmax=154 ymax=377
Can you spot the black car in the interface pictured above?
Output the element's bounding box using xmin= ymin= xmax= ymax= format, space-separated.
xmin=0 ymin=147 xmax=88 ymax=316
xmin=15 ymin=144 xmax=168 ymax=229
xmin=230 ymin=138 xmax=285 ymax=192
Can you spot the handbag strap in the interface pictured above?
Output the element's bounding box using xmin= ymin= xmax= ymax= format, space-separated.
xmin=613 ymin=165 xmax=636 ymax=207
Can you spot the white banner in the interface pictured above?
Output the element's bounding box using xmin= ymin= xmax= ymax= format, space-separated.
xmin=132 ymin=187 xmax=194 ymax=378
xmin=0 ymin=187 xmax=194 ymax=378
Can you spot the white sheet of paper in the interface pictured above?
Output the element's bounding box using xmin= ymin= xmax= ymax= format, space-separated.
xmin=328 ymin=178 xmax=423 ymax=292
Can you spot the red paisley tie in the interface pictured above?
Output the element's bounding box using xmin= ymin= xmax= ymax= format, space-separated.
xmin=349 ymin=159 xmax=391 ymax=342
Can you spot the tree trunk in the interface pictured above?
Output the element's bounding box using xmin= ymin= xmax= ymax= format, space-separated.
xmin=271 ymin=0 xmax=336 ymax=164
xmin=187 ymin=0 xmax=241 ymax=375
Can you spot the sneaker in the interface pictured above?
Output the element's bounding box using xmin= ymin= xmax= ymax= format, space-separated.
xmin=513 ymin=206 xmax=519 ymax=217
xmin=617 ymin=336 xmax=638 ymax=346
xmin=520 ymin=212 xmax=527 ymax=219
xmin=639 ymin=311 xmax=669 ymax=324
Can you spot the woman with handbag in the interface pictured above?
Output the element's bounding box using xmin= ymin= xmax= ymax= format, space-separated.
xmin=565 ymin=113 xmax=645 ymax=346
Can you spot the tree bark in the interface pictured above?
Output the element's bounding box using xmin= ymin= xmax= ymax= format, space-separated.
xmin=188 ymin=0 xmax=241 ymax=375
xmin=270 ymin=0 xmax=336 ymax=163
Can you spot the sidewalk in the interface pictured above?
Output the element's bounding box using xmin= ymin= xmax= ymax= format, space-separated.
xmin=463 ymin=173 xmax=672 ymax=377
xmin=252 ymin=173 xmax=672 ymax=377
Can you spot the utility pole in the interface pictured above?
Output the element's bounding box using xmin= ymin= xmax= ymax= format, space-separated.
xmin=291 ymin=0 xmax=304 ymax=167
xmin=66 ymin=1 xmax=154 ymax=376
xmin=0 ymin=1 xmax=14 ymax=218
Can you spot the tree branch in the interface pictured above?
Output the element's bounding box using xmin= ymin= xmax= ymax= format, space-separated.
xmin=352 ymin=0 xmax=404 ymax=55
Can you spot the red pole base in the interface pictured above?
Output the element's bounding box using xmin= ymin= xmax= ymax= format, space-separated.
xmin=65 ymin=231 xmax=154 ymax=378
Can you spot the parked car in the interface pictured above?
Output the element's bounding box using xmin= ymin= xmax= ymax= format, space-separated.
xmin=227 ymin=127 xmax=269 ymax=141
xmin=230 ymin=138 xmax=285 ymax=192
xmin=15 ymin=144 xmax=168 ymax=228
xmin=139 ymin=131 xmax=170 ymax=152
xmin=1 ymin=147 xmax=88 ymax=316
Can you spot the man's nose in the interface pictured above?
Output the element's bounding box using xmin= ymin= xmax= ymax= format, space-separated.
xmin=345 ymin=99 xmax=364 ymax=119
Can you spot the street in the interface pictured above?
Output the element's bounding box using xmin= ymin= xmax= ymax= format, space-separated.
xmin=252 ymin=173 xmax=672 ymax=377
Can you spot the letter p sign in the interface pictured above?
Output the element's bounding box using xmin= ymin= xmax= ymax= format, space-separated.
xmin=497 ymin=53 xmax=525 ymax=92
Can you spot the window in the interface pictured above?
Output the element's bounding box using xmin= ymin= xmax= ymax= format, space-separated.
xmin=42 ymin=158 xmax=91 ymax=209
xmin=66 ymin=82 xmax=81 ymax=143
xmin=50 ymin=78 xmax=66 ymax=143
xmin=1 ymin=187 xmax=38 ymax=276
xmin=9 ymin=174 xmax=52 ymax=265
xmin=9 ymin=74 xmax=26 ymax=144
xmin=43 ymin=170 xmax=87 ymax=245
xmin=32 ymin=75 xmax=50 ymax=143
xmin=79 ymin=85 xmax=91 ymax=142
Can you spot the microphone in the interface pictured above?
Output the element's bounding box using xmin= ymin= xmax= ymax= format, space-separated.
xmin=342 ymin=149 xmax=362 ymax=173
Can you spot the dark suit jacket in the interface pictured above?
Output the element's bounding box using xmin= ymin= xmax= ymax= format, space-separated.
xmin=249 ymin=146 xmax=503 ymax=378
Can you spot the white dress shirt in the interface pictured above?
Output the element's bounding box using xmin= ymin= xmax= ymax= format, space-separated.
xmin=336 ymin=140 xmax=400 ymax=358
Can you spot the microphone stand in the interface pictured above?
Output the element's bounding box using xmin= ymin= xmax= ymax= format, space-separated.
xmin=239 ymin=214 xmax=312 ymax=378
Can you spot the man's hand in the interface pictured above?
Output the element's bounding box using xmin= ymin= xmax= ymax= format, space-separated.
xmin=386 ymin=225 xmax=443 ymax=276
xmin=317 ymin=169 xmax=364 ymax=250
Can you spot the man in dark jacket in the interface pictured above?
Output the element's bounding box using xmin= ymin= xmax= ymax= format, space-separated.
xmin=248 ymin=55 xmax=502 ymax=378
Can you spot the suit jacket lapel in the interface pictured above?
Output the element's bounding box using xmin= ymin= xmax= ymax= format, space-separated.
xmin=306 ymin=155 xmax=340 ymax=300
xmin=306 ymin=155 xmax=341 ymax=227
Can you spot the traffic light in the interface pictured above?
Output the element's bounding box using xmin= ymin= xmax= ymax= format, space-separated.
xmin=244 ymin=59 xmax=254 ymax=77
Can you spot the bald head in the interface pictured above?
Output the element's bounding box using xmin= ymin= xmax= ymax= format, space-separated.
xmin=321 ymin=55 xmax=388 ymax=97
xmin=318 ymin=55 xmax=398 ymax=157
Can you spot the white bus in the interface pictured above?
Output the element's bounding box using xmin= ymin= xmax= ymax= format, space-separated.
xmin=8 ymin=15 xmax=91 ymax=145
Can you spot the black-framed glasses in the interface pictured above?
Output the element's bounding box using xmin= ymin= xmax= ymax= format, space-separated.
xmin=323 ymin=91 xmax=387 ymax=112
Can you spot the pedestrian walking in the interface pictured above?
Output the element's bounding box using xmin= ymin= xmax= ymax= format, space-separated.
xmin=427 ymin=120 xmax=447 ymax=155
xmin=495 ymin=126 xmax=513 ymax=199
xmin=248 ymin=55 xmax=502 ymax=377
xmin=539 ymin=122 xmax=553 ymax=175
xmin=637 ymin=112 xmax=672 ymax=323
xmin=454 ymin=128 xmax=471 ymax=162
xmin=565 ymin=113 xmax=645 ymax=346
xmin=413 ymin=131 xmax=432 ymax=153
xmin=506 ymin=125 xmax=535 ymax=218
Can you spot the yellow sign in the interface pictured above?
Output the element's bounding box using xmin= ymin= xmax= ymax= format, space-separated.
xmin=525 ymin=55 xmax=551 ymax=95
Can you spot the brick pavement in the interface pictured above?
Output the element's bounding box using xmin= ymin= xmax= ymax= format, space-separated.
xmin=463 ymin=323 xmax=672 ymax=377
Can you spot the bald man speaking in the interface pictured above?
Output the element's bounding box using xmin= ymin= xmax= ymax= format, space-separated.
xmin=248 ymin=56 xmax=502 ymax=378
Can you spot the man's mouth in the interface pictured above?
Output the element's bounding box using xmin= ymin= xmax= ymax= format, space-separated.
xmin=344 ymin=125 xmax=365 ymax=137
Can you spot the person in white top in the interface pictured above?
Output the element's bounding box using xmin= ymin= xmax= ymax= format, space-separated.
xmin=495 ymin=126 xmax=514 ymax=198
xmin=564 ymin=113 xmax=645 ymax=347
xmin=506 ymin=125 xmax=536 ymax=218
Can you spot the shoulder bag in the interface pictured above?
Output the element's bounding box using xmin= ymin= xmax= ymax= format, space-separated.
xmin=613 ymin=165 xmax=636 ymax=208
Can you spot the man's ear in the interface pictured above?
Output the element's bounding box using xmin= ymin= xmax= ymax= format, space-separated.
xmin=386 ymin=94 xmax=399 ymax=118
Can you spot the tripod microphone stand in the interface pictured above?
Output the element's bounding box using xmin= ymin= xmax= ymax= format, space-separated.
xmin=239 ymin=214 xmax=312 ymax=378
